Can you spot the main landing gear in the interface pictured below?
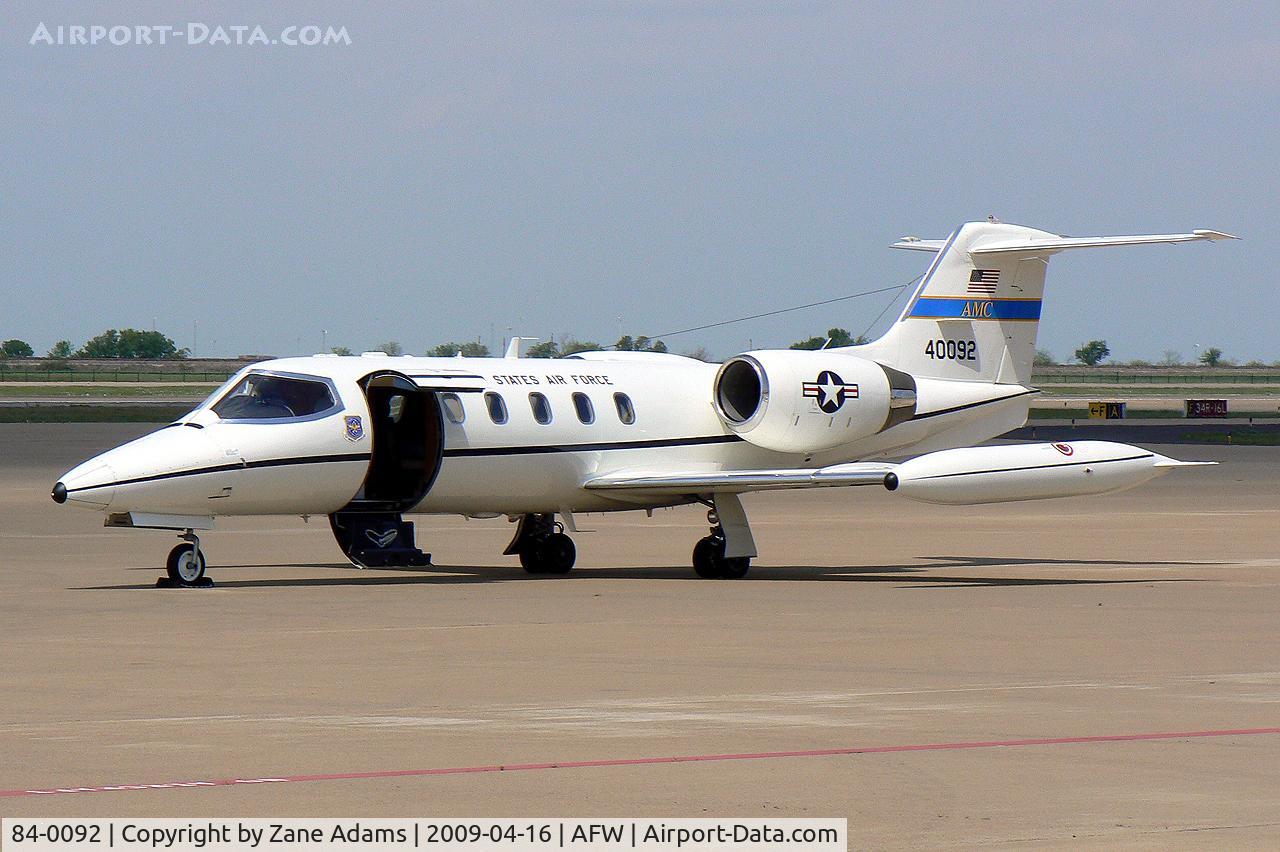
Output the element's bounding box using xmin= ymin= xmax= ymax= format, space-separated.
xmin=505 ymin=513 xmax=576 ymax=575
xmin=161 ymin=530 xmax=213 ymax=588
xmin=693 ymin=511 xmax=750 ymax=579
xmin=692 ymin=494 xmax=756 ymax=579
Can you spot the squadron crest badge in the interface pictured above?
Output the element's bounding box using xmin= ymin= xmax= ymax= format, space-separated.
xmin=344 ymin=415 xmax=364 ymax=442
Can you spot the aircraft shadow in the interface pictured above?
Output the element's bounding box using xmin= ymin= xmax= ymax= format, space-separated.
xmin=79 ymin=553 xmax=1216 ymax=591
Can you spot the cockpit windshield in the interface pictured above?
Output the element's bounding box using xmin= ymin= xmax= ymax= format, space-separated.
xmin=211 ymin=372 xmax=338 ymax=421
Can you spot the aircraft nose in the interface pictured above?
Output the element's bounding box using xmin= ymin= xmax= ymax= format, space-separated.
xmin=54 ymin=457 xmax=118 ymax=509
xmin=54 ymin=424 xmax=231 ymax=515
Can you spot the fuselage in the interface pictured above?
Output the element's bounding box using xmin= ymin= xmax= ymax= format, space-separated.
xmin=53 ymin=350 xmax=1034 ymax=519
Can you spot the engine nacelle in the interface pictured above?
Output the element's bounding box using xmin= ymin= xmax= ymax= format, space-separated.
xmin=713 ymin=350 xmax=916 ymax=453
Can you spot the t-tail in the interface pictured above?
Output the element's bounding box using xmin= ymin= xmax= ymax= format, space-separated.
xmin=850 ymin=222 xmax=1236 ymax=385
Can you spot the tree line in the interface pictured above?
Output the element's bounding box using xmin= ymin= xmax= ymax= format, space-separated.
xmin=1036 ymin=341 xmax=1262 ymax=368
xmin=6 ymin=327 xmax=1261 ymax=366
xmin=1 ymin=329 xmax=186 ymax=359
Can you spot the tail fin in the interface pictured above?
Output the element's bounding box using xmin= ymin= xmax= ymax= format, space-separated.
xmin=852 ymin=222 xmax=1234 ymax=385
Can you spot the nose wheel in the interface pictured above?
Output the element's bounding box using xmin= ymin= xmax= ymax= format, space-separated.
xmin=162 ymin=531 xmax=213 ymax=587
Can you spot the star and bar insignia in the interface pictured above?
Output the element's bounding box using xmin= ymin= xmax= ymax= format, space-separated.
xmin=802 ymin=370 xmax=859 ymax=414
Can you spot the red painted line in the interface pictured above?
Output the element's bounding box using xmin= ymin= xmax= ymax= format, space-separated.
xmin=3 ymin=727 xmax=1278 ymax=799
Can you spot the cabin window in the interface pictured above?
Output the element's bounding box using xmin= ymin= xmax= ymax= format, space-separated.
xmin=485 ymin=392 xmax=508 ymax=424
xmin=440 ymin=393 xmax=466 ymax=424
xmin=529 ymin=392 xmax=552 ymax=425
xmin=212 ymin=373 xmax=337 ymax=421
xmin=572 ymin=392 xmax=594 ymax=424
xmin=614 ymin=392 xmax=636 ymax=425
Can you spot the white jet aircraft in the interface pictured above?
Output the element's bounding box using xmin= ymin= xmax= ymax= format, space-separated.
xmin=52 ymin=220 xmax=1235 ymax=585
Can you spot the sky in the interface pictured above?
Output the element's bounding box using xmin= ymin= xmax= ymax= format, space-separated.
xmin=4 ymin=2 xmax=1277 ymax=363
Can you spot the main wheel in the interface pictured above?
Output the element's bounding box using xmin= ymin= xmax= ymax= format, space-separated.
xmin=166 ymin=543 xmax=207 ymax=585
xmin=692 ymin=535 xmax=751 ymax=579
xmin=718 ymin=557 xmax=751 ymax=579
xmin=538 ymin=532 xmax=576 ymax=574
xmin=693 ymin=536 xmax=720 ymax=578
xmin=520 ymin=533 xmax=576 ymax=575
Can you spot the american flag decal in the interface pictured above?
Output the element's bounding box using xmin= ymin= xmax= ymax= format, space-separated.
xmin=968 ymin=268 xmax=999 ymax=294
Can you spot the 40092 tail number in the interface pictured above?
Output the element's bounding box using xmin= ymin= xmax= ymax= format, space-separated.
xmin=924 ymin=339 xmax=977 ymax=361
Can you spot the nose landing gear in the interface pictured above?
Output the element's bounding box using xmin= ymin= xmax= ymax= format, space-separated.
xmin=161 ymin=530 xmax=213 ymax=587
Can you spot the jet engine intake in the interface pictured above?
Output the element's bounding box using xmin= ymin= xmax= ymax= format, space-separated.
xmin=712 ymin=350 xmax=914 ymax=454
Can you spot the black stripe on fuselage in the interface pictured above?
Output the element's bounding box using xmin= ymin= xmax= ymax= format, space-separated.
xmin=442 ymin=433 xmax=744 ymax=458
xmin=908 ymin=389 xmax=1040 ymax=422
xmin=63 ymin=435 xmax=747 ymax=493
xmin=63 ymin=452 xmax=374 ymax=494
xmin=914 ymin=453 xmax=1153 ymax=481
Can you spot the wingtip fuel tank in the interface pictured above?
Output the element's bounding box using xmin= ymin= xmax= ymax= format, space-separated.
xmin=883 ymin=441 xmax=1211 ymax=505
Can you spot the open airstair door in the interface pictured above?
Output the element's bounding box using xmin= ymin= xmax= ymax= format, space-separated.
xmin=329 ymin=372 xmax=444 ymax=568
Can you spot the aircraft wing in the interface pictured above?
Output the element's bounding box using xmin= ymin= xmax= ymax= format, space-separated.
xmin=583 ymin=462 xmax=897 ymax=495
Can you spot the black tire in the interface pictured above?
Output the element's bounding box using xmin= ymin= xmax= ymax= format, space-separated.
xmin=719 ymin=557 xmax=751 ymax=579
xmin=520 ymin=533 xmax=576 ymax=575
xmin=166 ymin=543 xmax=207 ymax=585
xmin=519 ymin=547 xmax=544 ymax=573
xmin=539 ymin=532 xmax=576 ymax=574
xmin=692 ymin=535 xmax=750 ymax=579
xmin=693 ymin=536 xmax=721 ymax=578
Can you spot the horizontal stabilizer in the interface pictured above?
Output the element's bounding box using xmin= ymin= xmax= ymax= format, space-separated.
xmin=890 ymin=237 xmax=948 ymax=252
xmin=891 ymin=229 xmax=1236 ymax=257
xmin=969 ymin=229 xmax=1237 ymax=257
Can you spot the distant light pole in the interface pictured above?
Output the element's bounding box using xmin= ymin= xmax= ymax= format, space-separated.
xmin=322 ymin=329 xmax=328 ymax=353
xmin=193 ymin=320 xmax=198 ymax=357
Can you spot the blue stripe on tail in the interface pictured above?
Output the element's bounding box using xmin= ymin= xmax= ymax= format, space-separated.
xmin=908 ymin=297 xmax=1042 ymax=321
